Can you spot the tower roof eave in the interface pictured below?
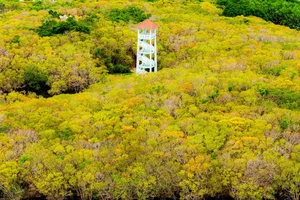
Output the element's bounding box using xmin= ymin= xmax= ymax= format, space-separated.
xmin=135 ymin=19 xmax=159 ymax=29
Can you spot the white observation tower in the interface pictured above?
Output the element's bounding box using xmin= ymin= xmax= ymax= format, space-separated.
xmin=135 ymin=20 xmax=159 ymax=74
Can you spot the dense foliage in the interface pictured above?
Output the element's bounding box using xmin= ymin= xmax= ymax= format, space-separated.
xmin=0 ymin=2 xmax=152 ymax=96
xmin=107 ymin=6 xmax=151 ymax=23
xmin=37 ymin=17 xmax=91 ymax=37
xmin=24 ymin=66 xmax=49 ymax=93
xmin=0 ymin=2 xmax=5 ymax=13
xmin=0 ymin=0 xmax=300 ymax=199
xmin=219 ymin=0 xmax=300 ymax=30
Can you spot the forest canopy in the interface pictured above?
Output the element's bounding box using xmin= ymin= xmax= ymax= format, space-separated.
xmin=218 ymin=0 xmax=300 ymax=30
xmin=0 ymin=0 xmax=300 ymax=199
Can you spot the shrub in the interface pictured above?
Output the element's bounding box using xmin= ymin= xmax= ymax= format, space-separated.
xmin=209 ymin=90 xmax=219 ymax=102
xmin=37 ymin=17 xmax=90 ymax=37
xmin=0 ymin=125 xmax=9 ymax=132
xmin=260 ymin=89 xmax=300 ymax=110
xmin=270 ymin=89 xmax=300 ymax=110
xmin=0 ymin=2 xmax=5 ymax=13
xmin=30 ymin=0 xmax=49 ymax=11
xmin=94 ymin=47 xmax=133 ymax=74
xmin=216 ymin=0 xmax=228 ymax=6
xmin=36 ymin=19 xmax=58 ymax=37
xmin=48 ymin=10 xmax=61 ymax=19
xmin=280 ymin=118 xmax=291 ymax=131
xmin=108 ymin=64 xmax=131 ymax=74
xmin=222 ymin=0 xmax=267 ymax=19
xmin=108 ymin=6 xmax=151 ymax=23
xmin=258 ymin=88 xmax=269 ymax=97
xmin=54 ymin=128 xmax=75 ymax=140
xmin=267 ymin=1 xmax=300 ymax=30
xmin=11 ymin=35 xmax=20 ymax=44
xmin=24 ymin=67 xmax=48 ymax=92
xmin=81 ymin=13 xmax=99 ymax=26
xmin=53 ymin=17 xmax=90 ymax=34
xmin=262 ymin=66 xmax=286 ymax=76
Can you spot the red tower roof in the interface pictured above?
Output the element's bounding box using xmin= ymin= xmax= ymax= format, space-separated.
xmin=135 ymin=19 xmax=159 ymax=29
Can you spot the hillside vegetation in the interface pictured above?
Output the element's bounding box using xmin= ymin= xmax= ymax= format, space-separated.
xmin=218 ymin=0 xmax=300 ymax=30
xmin=0 ymin=0 xmax=300 ymax=199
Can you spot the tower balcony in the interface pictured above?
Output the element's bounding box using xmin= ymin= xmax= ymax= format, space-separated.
xmin=138 ymin=33 xmax=156 ymax=40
